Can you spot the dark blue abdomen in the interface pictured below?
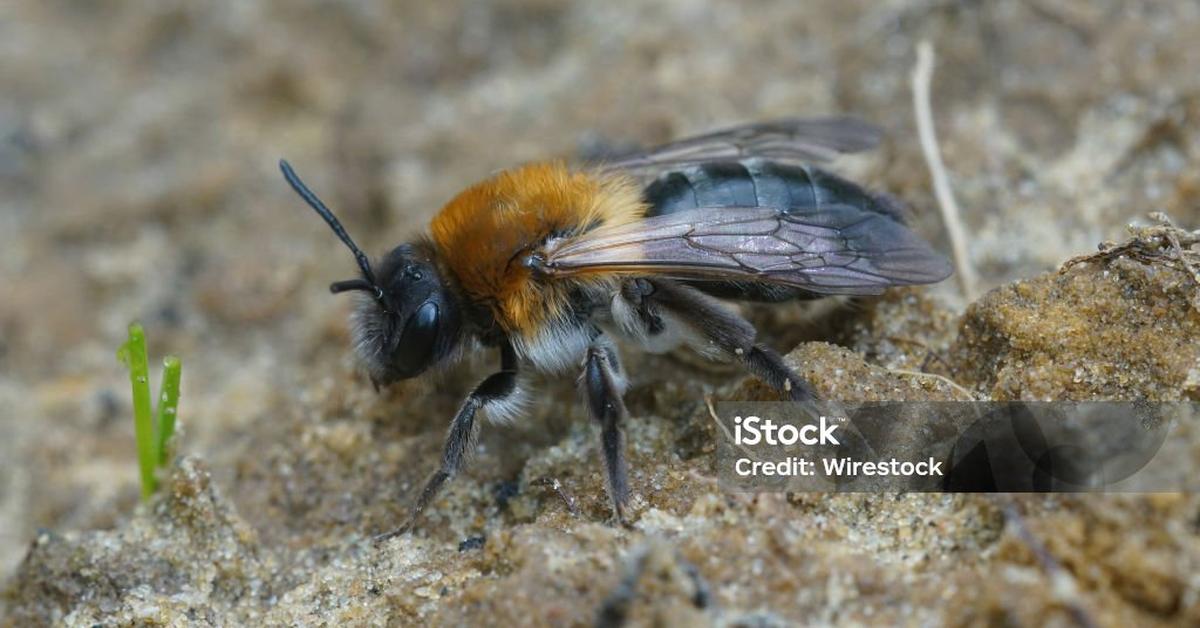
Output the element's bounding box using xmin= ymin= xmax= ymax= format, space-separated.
xmin=642 ymin=159 xmax=907 ymax=302
xmin=644 ymin=159 xmax=903 ymax=221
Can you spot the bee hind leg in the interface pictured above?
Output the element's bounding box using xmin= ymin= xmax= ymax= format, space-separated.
xmin=374 ymin=342 xmax=519 ymax=544
xmin=645 ymin=279 xmax=817 ymax=402
xmin=742 ymin=343 xmax=816 ymax=403
xmin=581 ymin=334 xmax=633 ymax=526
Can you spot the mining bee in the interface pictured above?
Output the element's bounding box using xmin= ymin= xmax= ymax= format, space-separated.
xmin=280 ymin=117 xmax=952 ymax=539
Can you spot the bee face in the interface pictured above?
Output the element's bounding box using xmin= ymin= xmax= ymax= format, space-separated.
xmin=277 ymin=161 xmax=463 ymax=387
xmin=354 ymin=243 xmax=461 ymax=386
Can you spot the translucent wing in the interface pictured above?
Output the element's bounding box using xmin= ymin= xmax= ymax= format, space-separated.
xmin=596 ymin=116 xmax=882 ymax=173
xmin=538 ymin=205 xmax=952 ymax=295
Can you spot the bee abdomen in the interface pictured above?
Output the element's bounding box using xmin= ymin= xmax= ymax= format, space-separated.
xmin=642 ymin=159 xmax=907 ymax=303
xmin=643 ymin=159 xmax=906 ymax=223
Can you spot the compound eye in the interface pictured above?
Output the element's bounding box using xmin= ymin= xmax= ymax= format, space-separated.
xmin=395 ymin=301 xmax=439 ymax=376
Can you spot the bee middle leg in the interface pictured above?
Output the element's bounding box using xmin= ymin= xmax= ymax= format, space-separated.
xmin=374 ymin=341 xmax=519 ymax=543
xmin=582 ymin=334 xmax=632 ymax=525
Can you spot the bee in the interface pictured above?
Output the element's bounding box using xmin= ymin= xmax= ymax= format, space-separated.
xmin=279 ymin=117 xmax=952 ymax=539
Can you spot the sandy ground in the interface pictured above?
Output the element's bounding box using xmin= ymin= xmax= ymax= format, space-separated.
xmin=2 ymin=1 xmax=1200 ymax=625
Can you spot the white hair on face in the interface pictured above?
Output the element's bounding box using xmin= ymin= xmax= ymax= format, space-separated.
xmin=350 ymin=292 xmax=393 ymax=379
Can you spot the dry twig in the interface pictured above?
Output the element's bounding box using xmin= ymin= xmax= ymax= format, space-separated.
xmin=532 ymin=476 xmax=580 ymax=517
xmin=888 ymin=368 xmax=979 ymax=401
xmin=1061 ymin=212 xmax=1200 ymax=311
xmin=912 ymin=40 xmax=978 ymax=301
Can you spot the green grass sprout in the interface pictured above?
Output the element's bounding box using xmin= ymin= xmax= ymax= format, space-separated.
xmin=156 ymin=355 xmax=182 ymax=467
xmin=117 ymin=323 xmax=184 ymax=500
xmin=117 ymin=322 xmax=157 ymax=500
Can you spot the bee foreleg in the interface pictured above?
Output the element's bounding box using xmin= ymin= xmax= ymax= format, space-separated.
xmin=646 ymin=280 xmax=817 ymax=402
xmin=582 ymin=335 xmax=632 ymax=526
xmin=374 ymin=342 xmax=519 ymax=543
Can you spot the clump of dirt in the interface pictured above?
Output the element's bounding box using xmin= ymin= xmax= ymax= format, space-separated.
xmin=5 ymin=458 xmax=276 ymax=626
xmin=950 ymin=219 xmax=1200 ymax=401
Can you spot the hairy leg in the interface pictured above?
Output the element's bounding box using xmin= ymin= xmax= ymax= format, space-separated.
xmin=581 ymin=334 xmax=632 ymax=524
xmin=375 ymin=342 xmax=518 ymax=542
xmin=637 ymin=279 xmax=816 ymax=402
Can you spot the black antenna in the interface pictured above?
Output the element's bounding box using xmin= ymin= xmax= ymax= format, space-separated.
xmin=279 ymin=159 xmax=380 ymax=294
xmin=330 ymin=279 xmax=377 ymax=294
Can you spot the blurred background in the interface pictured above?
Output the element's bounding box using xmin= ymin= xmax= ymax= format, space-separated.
xmin=2 ymin=1 xmax=1200 ymax=624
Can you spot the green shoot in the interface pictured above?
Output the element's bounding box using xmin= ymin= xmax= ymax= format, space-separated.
xmin=117 ymin=322 xmax=157 ymax=500
xmin=117 ymin=323 xmax=184 ymax=501
xmin=156 ymin=356 xmax=182 ymax=467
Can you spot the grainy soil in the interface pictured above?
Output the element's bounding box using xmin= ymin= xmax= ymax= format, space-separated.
xmin=2 ymin=1 xmax=1200 ymax=626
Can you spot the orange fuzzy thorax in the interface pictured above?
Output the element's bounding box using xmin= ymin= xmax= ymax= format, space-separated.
xmin=429 ymin=161 xmax=645 ymax=336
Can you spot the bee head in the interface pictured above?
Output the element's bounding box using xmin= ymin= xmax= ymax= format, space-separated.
xmin=348 ymin=242 xmax=462 ymax=385
xmin=280 ymin=160 xmax=462 ymax=386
